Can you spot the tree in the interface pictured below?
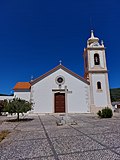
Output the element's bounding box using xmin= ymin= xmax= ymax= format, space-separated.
xmin=4 ymin=98 xmax=32 ymax=121
xmin=0 ymin=100 xmax=4 ymax=115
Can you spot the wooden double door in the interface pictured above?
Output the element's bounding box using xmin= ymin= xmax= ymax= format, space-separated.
xmin=54 ymin=93 xmax=65 ymax=113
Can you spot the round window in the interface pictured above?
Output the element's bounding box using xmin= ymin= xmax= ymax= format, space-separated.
xmin=57 ymin=77 xmax=63 ymax=83
xmin=55 ymin=76 xmax=65 ymax=85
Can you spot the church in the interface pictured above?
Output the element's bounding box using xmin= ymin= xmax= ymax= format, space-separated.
xmin=13 ymin=31 xmax=112 ymax=113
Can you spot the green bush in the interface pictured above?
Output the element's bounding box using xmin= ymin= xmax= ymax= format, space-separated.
xmin=97 ymin=110 xmax=102 ymax=117
xmin=97 ymin=107 xmax=113 ymax=118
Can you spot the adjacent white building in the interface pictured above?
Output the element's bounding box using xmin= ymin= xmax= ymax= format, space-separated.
xmin=11 ymin=31 xmax=112 ymax=113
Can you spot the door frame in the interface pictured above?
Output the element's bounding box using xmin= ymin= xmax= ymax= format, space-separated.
xmin=54 ymin=92 xmax=65 ymax=113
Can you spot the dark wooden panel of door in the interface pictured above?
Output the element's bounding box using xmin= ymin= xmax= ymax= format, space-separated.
xmin=55 ymin=93 xmax=65 ymax=113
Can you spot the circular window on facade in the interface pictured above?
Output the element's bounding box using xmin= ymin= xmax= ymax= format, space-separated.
xmin=55 ymin=76 xmax=65 ymax=85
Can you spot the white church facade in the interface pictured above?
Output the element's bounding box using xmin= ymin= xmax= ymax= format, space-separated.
xmin=10 ymin=31 xmax=111 ymax=113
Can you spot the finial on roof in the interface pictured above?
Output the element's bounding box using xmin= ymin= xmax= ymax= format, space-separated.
xmin=91 ymin=30 xmax=94 ymax=38
xmin=87 ymin=30 xmax=99 ymax=46
xmin=59 ymin=60 xmax=62 ymax=65
xmin=101 ymin=40 xmax=104 ymax=45
xmin=31 ymin=75 xmax=33 ymax=81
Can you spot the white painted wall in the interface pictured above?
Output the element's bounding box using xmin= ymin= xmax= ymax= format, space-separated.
xmin=91 ymin=73 xmax=109 ymax=107
xmin=31 ymin=68 xmax=90 ymax=113
xmin=0 ymin=96 xmax=13 ymax=100
xmin=14 ymin=91 xmax=30 ymax=102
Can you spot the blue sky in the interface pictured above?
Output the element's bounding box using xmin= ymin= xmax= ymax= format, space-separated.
xmin=0 ymin=0 xmax=120 ymax=94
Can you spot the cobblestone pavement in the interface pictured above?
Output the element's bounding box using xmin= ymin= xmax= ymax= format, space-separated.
xmin=1 ymin=114 xmax=120 ymax=159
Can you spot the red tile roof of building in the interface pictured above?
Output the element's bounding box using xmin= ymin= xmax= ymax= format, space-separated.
xmin=13 ymin=82 xmax=31 ymax=90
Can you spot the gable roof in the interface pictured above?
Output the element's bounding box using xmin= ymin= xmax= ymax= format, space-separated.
xmin=30 ymin=64 xmax=90 ymax=85
xmin=13 ymin=82 xmax=31 ymax=90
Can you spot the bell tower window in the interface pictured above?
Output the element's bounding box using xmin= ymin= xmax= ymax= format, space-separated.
xmin=97 ymin=81 xmax=102 ymax=90
xmin=94 ymin=53 xmax=100 ymax=65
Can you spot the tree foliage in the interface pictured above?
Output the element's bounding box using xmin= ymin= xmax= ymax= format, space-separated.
xmin=0 ymin=100 xmax=4 ymax=115
xmin=110 ymin=88 xmax=120 ymax=102
xmin=4 ymin=98 xmax=32 ymax=121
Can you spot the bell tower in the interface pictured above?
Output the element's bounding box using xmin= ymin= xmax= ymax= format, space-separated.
xmin=84 ymin=30 xmax=112 ymax=113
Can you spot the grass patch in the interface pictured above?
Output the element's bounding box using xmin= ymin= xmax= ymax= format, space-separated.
xmin=0 ymin=130 xmax=10 ymax=142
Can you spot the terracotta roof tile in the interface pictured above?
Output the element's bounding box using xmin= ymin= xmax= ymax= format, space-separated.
xmin=13 ymin=82 xmax=31 ymax=90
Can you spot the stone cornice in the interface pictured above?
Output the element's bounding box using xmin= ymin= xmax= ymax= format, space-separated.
xmin=87 ymin=47 xmax=105 ymax=50
xmin=88 ymin=70 xmax=108 ymax=73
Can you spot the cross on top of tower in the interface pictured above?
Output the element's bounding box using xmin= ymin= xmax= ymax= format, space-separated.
xmin=59 ymin=60 xmax=62 ymax=65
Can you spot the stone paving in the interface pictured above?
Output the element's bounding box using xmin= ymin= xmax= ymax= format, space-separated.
xmin=1 ymin=114 xmax=120 ymax=159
